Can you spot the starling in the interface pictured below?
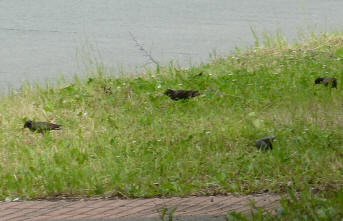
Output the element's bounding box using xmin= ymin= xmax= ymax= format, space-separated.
xmin=255 ymin=136 xmax=275 ymax=151
xmin=193 ymin=72 xmax=203 ymax=78
xmin=24 ymin=120 xmax=61 ymax=133
xmin=164 ymin=89 xmax=200 ymax=100
xmin=314 ymin=77 xmax=337 ymax=88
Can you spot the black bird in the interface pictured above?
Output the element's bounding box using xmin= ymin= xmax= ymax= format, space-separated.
xmin=164 ymin=89 xmax=200 ymax=100
xmin=255 ymin=136 xmax=276 ymax=151
xmin=314 ymin=77 xmax=337 ymax=88
xmin=24 ymin=120 xmax=61 ymax=133
xmin=193 ymin=72 xmax=203 ymax=78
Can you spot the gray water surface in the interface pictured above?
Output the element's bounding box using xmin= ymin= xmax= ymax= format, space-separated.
xmin=1 ymin=0 xmax=343 ymax=90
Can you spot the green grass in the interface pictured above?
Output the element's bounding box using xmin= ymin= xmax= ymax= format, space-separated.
xmin=0 ymin=32 xmax=343 ymax=201
xmin=227 ymin=188 xmax=343 ymax=220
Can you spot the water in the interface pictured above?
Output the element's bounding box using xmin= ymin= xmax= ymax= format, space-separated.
xmin=0 ymin=0 xmax=343 ymax=90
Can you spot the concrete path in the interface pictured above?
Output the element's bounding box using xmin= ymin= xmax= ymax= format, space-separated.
xmin=0 ymin=194 xmax=280 ymax=221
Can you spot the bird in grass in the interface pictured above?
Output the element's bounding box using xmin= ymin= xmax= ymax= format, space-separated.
xmin=255 ymin=136 xmax=276 ymax=151
xmin=314 ymin=77 xmax=337 ymax=88
xmin=23 ymin=120 xmax=61 ymax=133
xmin=164 ymin=89 xmax=200 ymax=100
xmin=193 ymin=72 xmax=203 ymax=78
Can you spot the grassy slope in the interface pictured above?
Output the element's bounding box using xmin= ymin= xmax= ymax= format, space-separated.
xmin=0 ymin=33 xmax=343 ymax=200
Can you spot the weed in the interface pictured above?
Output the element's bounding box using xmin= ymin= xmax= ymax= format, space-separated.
xmin=158 ymin=206 xmax=177 ymax=221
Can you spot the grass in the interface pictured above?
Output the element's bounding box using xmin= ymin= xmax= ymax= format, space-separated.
xmin=227 ymin=188 xmax=343 ymax=220
xmin=0 ymin=32 xmax=343 ymax=201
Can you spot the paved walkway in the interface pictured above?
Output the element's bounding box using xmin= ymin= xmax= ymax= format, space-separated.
xmin=0 ymin=194 xmax=280 ymax=221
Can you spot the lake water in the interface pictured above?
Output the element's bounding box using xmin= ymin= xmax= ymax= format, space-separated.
xmin=1 ymin=0 xmax=343 ymax=90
